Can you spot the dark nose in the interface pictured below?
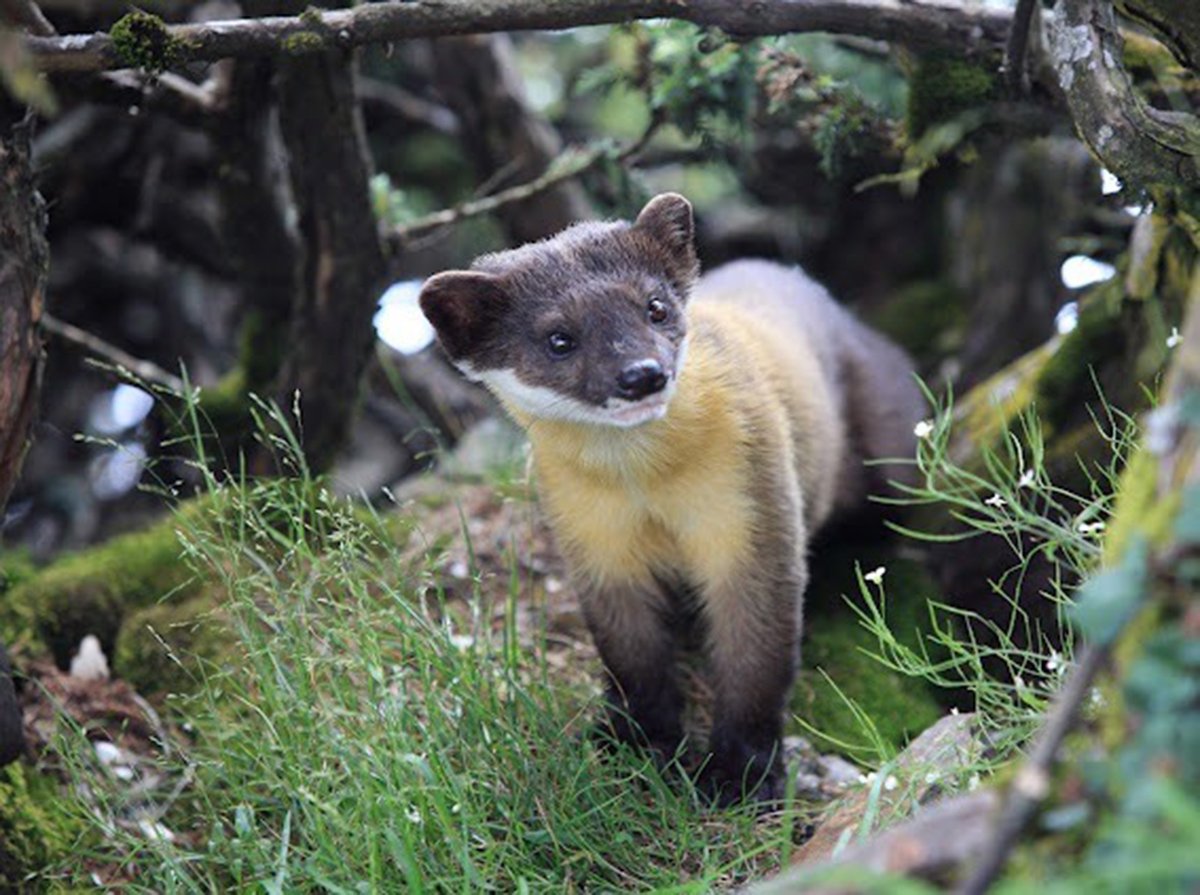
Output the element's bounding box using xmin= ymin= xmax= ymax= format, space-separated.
xmin=616 ymin=359 xmax=667 ymax=400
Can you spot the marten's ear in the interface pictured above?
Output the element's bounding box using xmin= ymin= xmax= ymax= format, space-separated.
xmin=419 ymin=271 xmax=511 ymax=362
xmin=634 ymin=193 xmax=699 ymax=289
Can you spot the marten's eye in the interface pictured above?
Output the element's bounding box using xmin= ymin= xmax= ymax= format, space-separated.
xmin=547 ymin=332 xmax=577 ymax=356
xmin=647 ymin=298 xmax=669 ymax=324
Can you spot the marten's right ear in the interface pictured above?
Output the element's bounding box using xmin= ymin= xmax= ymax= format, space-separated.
xmin=419 ymin=271 xmax=511 ymax=362
xmin=634 ymin=193 xmax=699 ymax=290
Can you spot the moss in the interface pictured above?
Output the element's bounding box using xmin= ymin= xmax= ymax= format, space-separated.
xmin=282 ymin=31 xmax=326 ymax=55
xmin=794 ymin=549 xmax=944 ymax=756
xmin=906 ymin=53 xmax=997 ymax=137
xmin=0 ymin=764 xmax=86 ymax=891
xmin=114 ymin=592 xmax=231 ymax=695
xmin=0 ymin=551 xmax=37 ymax=645
xmin=959 ymin=339 xmax=1057 ymax=451
xmin=109 ymin=11 xmax=181 ymax=73
xmin=869 ymin=279 xmax=966 ymax=366
xmin=239 ymin=311 xmax=286 ymax=395
xmin=1033 ymin=284 xmax=1129 ymax=429
xmin=299 ymin=6 xmax=325 ymax=27
xmin=5 ymin=503 xmax=207 ymax=668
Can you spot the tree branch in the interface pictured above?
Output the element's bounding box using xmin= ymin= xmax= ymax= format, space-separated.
xmin=356 ymin=77 xmax=459 ymax=137
xmin=390 ymin=124 xmax=659 ymax=250
xmin=25 ymin=0 xmax=1013 ymax=74
xmin=40 ymin=312 xmax=186 ymax=393
xmin=1050 ymin=0 xmax=1200 ymax=187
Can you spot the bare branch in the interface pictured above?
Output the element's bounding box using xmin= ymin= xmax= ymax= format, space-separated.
xmin=357 ymin=77 xmax=459 ymax=136
xmin=0 ymin=0 xmax=54 ymax=36
xmin=58 ymin=70 xmax=219 ymax=126
xmin=25 ymin=0 xmax=1013 ymax=74
xmin=390 ymin=123 xmax=659 ymax=249
xmin=40 ymin=312 xmax=187 ymax=393
xmin=1050 ymin=0 xmax=1200 ymax=187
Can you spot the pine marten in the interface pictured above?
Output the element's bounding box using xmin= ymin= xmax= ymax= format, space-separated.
xmin=419 ymin=194 xmax=922 ymax=804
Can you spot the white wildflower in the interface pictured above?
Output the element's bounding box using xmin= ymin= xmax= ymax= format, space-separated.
xmin=1017 ymin=469 xmax=1036 ymax=489
xmin=883 ymin=775 xmax=899 ymax=792
xmin=406 ymin=805 xmax=422 ymax=824
xmin=968 ymin=773 xmax=981 ymax=792
xmin=864 ymin=566 xmax=886 ymax=586
xmin=449 ymin=633 xmax=475 ymax=650
xmin=913 ymin=419 xmax=935 ymax=439
xmin=1167 ymin=327 xmax=1183 ymax=349
xmin=137 ymin=819 xmax=176 ymax=842
xmin=924 ymin=771 xmax=940 ymax=785
xmin=985 ymin=493 xmax=1007 ymax=508
xmin=1077 ymin=520 xmax=1107 ymax=536
xmin=1045 ymin=650 xmax=1063 ymax=674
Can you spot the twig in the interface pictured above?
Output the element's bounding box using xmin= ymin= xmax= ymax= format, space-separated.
xmin=955 ymin=642 xmax=1109 ymax=895
xmin=24 ymin=0 xmax=1013 ymax=74
xmin=1003 ymin=0 xmax=1037 ymax=94
xmin=40 ymin=312 xmax=187 ymax=393
xmin=356 ymin=77 xmax=459 ymax=136
xmin=390 ymin=121 xmax=660 ymax=248
xmin=84 ymin=70 xmax=218 ymax=126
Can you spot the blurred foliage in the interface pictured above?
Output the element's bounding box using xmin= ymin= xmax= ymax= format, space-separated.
xmin=0 ymin=763 xmax=86 ymax=891
xmin=573 ymin=24 xmax=907 ymax=190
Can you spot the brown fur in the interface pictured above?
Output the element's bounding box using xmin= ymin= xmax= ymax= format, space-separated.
xmin=420 ymin=195 xmax=922 ymax=803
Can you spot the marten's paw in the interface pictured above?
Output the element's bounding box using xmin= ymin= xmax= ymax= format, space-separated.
xmin=697 ymin=743 xmax=786 ymax=809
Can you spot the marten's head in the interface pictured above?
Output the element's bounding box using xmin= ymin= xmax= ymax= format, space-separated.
xmin=419 ymin=193 xmax=698 ymax=428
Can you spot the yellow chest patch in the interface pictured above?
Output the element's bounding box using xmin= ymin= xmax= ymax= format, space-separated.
xmin=527 ymin=338 xmax=757 ymax=590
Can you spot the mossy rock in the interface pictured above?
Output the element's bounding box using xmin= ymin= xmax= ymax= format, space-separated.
xmin=0 ymin=551 xmax=37 ymax=646
xmin=0 ymin=763 xmax=86 ymax=891
xmin=794 ymin=546 xmax=944 ymax=757
xmin=3 ymin=503 xmax=208 ymax=669
xmin=869 ymin=278 xmax=966 ymax=369
xmin=114 ymin=592 xmax=232 ymax=696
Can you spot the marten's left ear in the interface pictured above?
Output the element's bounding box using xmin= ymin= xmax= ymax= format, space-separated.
xmin=419 ymin=270 xmax=511 ymax=364
xmin=634 ymin=193 xmax=699 ymax=290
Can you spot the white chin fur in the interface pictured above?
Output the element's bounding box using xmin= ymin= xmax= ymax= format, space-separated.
xmin=456 ymin=360 xmax=678 ymax=428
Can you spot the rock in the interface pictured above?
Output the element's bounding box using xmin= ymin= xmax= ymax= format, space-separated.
xmin=784 ymin=736 xmax=866 ymax=802
xmin=752 ymin=790 xmax=1001 ymax=893
xmin=438 ymin=417 xmax=527 ymax=481
xmin=69 ymin=634 xmax=110 ymax=682
xmin=0 ymin=642 xmax=23 ymax=766
xmin=816 ymin=754 xmax=864 ymax=788
xmin=789 ymin=712 xmax=986 ymax=866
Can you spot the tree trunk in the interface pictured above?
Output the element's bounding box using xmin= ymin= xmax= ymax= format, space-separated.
xmin=271 ymin=47 xmax=389 ymax=474
xmin=0 ymin=115 xmax=45 ymax=767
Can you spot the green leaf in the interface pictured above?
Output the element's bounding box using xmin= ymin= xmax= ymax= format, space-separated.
xmin=1070 ymin=536 xmax=1149 ymax=645
xmin=1172 ymin=483 xmax=1200 ymax=545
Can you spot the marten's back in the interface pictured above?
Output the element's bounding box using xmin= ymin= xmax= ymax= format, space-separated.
xmin=693 ymin=260 xmax=923 ymax=518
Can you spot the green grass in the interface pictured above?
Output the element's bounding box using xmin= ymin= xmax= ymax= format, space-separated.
xmin=45 ymin=403 xmax=822 ymax=892
xmin=33 ymin=377 xmax=1139 ymax=891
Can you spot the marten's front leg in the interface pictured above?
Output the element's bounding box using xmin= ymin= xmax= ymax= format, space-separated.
xmin=698 ymin=493 xmax=806 ymax=805
xmin=579 ymin=577 xmax=685 ymax=761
